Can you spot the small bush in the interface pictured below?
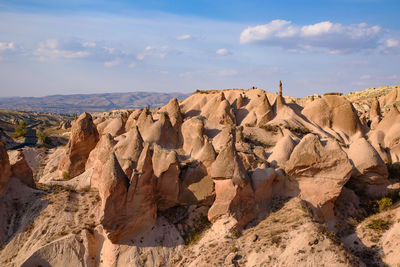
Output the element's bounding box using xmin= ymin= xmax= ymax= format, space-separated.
xmin=13 ymin=120 xmax=27 ymax=138
xmin=37 ymin=130 xmax=50 ymax=144
xmin=284 ymin=125 xmax=312 ymax=136
xmin=378 ymin=197 xmax=392 ymax=212
xmin=230 ymin=228 xmax=241 ymax=238
xmin=62 ymin=171 xmax=71 ymax=181
xmin=366 ymin=218 xmax=392 ymax=232
xmin=260 ymin=124 xmax=280 ymax=133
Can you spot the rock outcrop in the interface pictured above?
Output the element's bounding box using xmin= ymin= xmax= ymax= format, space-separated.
xmin=0 ymin=140 xmax=11 ymax=195
xmin=58 ymin=112 xmax=99 ymax=178
xmin=285 ymin=134 xmax=353 ymax=221
xmin=347 ymin=137 xmax=388 ymax=185
xmin=8 ymin=150 xmax=35 ymax=188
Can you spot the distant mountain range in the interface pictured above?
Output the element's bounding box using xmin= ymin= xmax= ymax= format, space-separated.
xmin=0 ymin=92 xmax=189 ymax=114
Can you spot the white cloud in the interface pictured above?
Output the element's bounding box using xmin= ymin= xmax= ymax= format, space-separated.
xmin=0 ymin=42 xmax=15 ymax=52
xmin=216 ymin=48 xmax=232 ymax=56
xmin=104 ymin=47 xmax=115 ymax=54
xmin=82 ymin=42 xmax=96 ymax=48
xmin=383 ymin=38 xmax=400 ymax=54
xmin=137 ymin=46 xmax=167 ymax=61
xmin=104 ymin=59 xmax=119 ymax=67
xmin=176 ymin=34 xmax=191 ymax=40
xmin=240 ymin=20 xmax=382 ymax=54
xmin=35 ymin=39 xmax=89 ymax=60
xmin=128 ymin=62 xmax=136 ymax=68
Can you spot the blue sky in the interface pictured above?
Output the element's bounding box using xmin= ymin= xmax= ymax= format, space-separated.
xmin=0 ymin=0 xmax=399 ymax=97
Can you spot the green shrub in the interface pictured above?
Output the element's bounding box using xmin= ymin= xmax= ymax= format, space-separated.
xmin=378 ymin=197 xmax=393 ymax=212
xmin=260 ymin=124 xmax=280 ymax=133
xmin=37 ymin=130 xmax=50 ymax=144
xmin=13 ymin=120 xmax=27 ymax=138
xmin=366 ymin=218 xmax=392 ymax=232
xmin=62 ymin=171 xmax=71 ymax=181
xmin=283 ymin=125 xmax=311 ymax=136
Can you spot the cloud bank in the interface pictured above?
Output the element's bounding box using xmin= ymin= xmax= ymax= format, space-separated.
xmin=240 ymin=20 xmax=383 ymax=54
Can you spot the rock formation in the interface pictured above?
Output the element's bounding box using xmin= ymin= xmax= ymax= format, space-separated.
xmin=58 ymin=112 xmax=99 ymax=178
xmin=0 ymin=139 xmax=11 ymax=195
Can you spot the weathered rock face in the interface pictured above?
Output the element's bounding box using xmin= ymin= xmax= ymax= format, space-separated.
xmin=114 ymin=126 xmax=144 ymax=178
xmin=347 ymin=137 xmax=388 ymax=185
xmin=302 ymin=95 xmax=363 ymax=138
xmin=251 ymin=167 xmax=276 ymax=216
xmin=161 ymin=98 xmax=183 ymax=130
xmin=86 ymin=134 xmax=116 ymax=190
xmin=208 ymin=139 xmax=255 ymax=226
xmin=152 ymin=144 xmax=180 ymax=210
xmin=369 ymin=106 xmax=400 ymax=162
xmin=210 ymin=139 xmax=249 ymax=187
xmin=58 ymin=112 xmax=99 ymax=178
xmin=268 ymin=135 xmax=297 ymax=167
xmin=8 ymin=150 xmax=35 ymax=188
xmin=369 ymin=98 xmax=381 ymax=129
xmin=181 ymin=117 xmax=216 ymax=163
xmin=201 ymin=92 xmax=236 ymax=125
xmin=0 ymin=140 xmax=11 ymax=195
xmin=285 ymin=134 xmax=353 ymax=221
xmin=208 ymin=179 xmax=255 ymax=227
xmin=99 ymin=153 xmax=130 ymax=243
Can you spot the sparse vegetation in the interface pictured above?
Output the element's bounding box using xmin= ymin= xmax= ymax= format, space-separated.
xmin=283 ymin=125 xmax=312 ymax=136
xmin=259 ymin=124 xmax=280 ymax=133
xmin=323 ymin=92 xmax=343 ymax=96
xmin=366 ymin=218 xmax=392 ymax=233
xmin=183 ymin=215 xmax=211 ymax=245
xmin=12 ymin=120 xmax=27 ymax=138
xmin=37 ymin=129 xmax=50 ymax=144
xmin=62 ymin=171 xmax=71 ymax=181
xmin=378 ymin=197 xmax=393 ymax=212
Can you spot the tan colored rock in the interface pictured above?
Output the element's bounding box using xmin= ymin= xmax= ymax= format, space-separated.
xmin=255 ymin=93 xmax=274 ymax=126
xmin=201 ymin=92 xmax=236 ymax=125
xmin=58 ymin=112 xmax=99 ymax=178
xmin=251 ymin=167 xmax=276 ymax=216
xmin=125 ymin=109 xmax=142 ymax=130
xmin=369 ymin=97 xmax=381 ymax=129
xmin=160 ymin=98 xmax=183 ymax=130
xmin=114 ymin=126 xmax=144 ymax=178
xmin=8 ymin=150 xmax=35 ymax=188
xmin=0 ymin=140 xmax=11 ymax=195
xmin=99 ymin=153 xmax=130 ymax=243
xmin=285 ymin=134 xmax=353 ymax=221
xmin=210 ymin=139 xmax=249 ymax=187
xmin=208 ymin=179 xmax=255 ymax=228
xmin=152 ymin=144 xmax=180 ymax=210
xmin=347 ymin=137 xmax=388 ymax=185
xmin=101 ymin=117 xmax=125 ymax=137
xmin=302 ymin=95 xmax=363 ymax=138
xmin=181 ymin=117 xmax=216 ymax=163
xmin=141 ymin=112 xmax=179 ymax=149
xmin=268 ymin=135 xmax=297 ymax=167
xmin=86 ymin=133 xmax=116 ymax=190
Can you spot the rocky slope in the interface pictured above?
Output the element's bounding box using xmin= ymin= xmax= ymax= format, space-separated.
xmin=0 ymin=85 xmax=400 ymax=266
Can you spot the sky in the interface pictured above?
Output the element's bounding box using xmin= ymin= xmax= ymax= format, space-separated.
xmin=0 ymin=0 xmax=399 ymax=97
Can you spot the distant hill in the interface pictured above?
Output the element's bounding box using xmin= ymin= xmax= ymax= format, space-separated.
xmin=0 ymin=92 xmax=189 ymax=114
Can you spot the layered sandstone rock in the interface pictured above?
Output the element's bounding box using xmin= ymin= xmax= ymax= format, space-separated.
xmin=285 ymin=134 xmax=353 ymax=221
xmin=347 ymin=137 xmax=388 ymax=185
xmin=58 ymin=112 xmax=99 ymax=178
xmin=0 ymin=140 xmax=11 ymax=195
xmin=302 ymin=95 xmax=364 ymax=138
xmin=8 ymin=150 xmax=35 ymax=188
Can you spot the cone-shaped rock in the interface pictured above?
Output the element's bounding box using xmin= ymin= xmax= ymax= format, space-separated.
xmin=58 ymin=112 xmax=99 ymax=178
xmin=210 ymin=139 xmax=249 ymax=187
xmin=347 ymin=137 xmax=388 ymax=185
xmin=152 ymin=144 xmax=180 ymax=210
xmin=99 ymin=153 xmax=130 ymax=243
xmin=162 ymin=98 xmax=183 ymax=130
